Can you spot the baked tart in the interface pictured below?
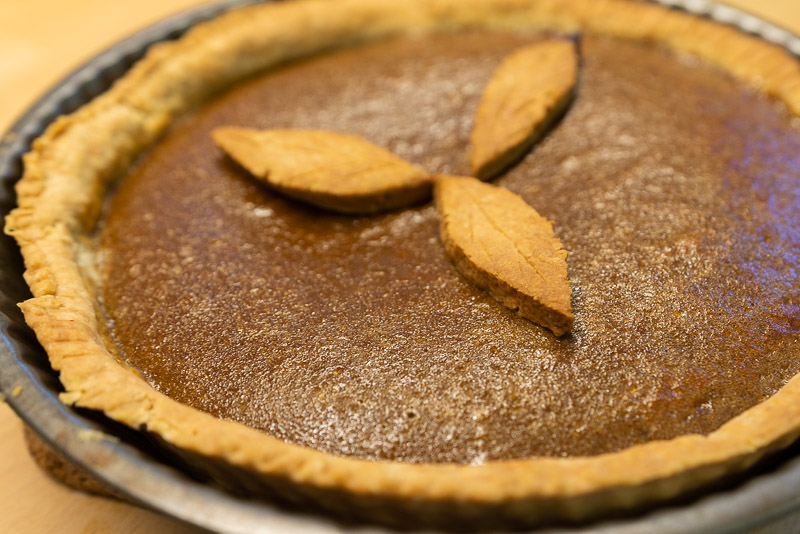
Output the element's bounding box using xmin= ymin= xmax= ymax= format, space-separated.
xmin=6 ymin=0 xmax=800 ymax=528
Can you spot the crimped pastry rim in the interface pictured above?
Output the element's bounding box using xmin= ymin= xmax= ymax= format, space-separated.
xmin=5 ymin=0 xmax=800 ymax=523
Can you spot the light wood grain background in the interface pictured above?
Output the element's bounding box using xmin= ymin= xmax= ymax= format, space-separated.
xmin=1 ymin=0 xmax=798 ymax=532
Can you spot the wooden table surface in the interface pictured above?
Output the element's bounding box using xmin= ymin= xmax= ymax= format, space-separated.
xmin=1 ymin=0 xmax=798 ymax=532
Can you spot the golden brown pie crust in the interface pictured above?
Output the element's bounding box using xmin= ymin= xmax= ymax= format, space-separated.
xmin=6 ymin=0 xmax=800 ymax=526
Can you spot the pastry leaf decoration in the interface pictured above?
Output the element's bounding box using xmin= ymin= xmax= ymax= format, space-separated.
xmin=470 ymin=38 xmax=578 ymax=181
xmin=213 ymin=37 xmax=580 ymax=335
xmin=212 ymin=128 xmax=432 ymax=214
xmin=434 ymin=175 xmax=573 ymax=336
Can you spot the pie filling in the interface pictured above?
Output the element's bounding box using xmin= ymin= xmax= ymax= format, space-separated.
xmin=98 ymin=32 xmax=800 ymax=464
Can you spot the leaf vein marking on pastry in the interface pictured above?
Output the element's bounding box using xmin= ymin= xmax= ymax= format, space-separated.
xmin=275 ymin=160 xmax=400 ymax=191
xmin=464 ymin=186 xmax=549 ymax=285
xmin=434 ymin=175 xmax=572 ymax=335
xmin=471 ymin=38 xmax=579 ymax=181
xmin=212 ymin=127 xmax=432 ymax=213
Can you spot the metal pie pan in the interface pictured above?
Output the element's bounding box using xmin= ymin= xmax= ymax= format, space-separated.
xmin=1 ymin=1 xmax=800 ymax=532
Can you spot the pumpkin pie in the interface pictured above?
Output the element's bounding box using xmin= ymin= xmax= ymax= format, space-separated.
xmin=6 ymin=0 xmax=800 ymax=528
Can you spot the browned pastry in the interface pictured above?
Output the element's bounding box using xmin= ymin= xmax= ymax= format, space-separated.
xmin=470 ymin=38 xmax=579 ymax=181
xmin=23 ymin=427 xmax=121 ymax=499
xmin=434 ymin=174 xmax=572 ymax=335
xmin=212 ymin=127 xmax=431 ymax=213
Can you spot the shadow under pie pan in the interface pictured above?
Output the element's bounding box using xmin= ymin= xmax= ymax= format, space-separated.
xmin=3 ymin=0 xmax=800 ymax=532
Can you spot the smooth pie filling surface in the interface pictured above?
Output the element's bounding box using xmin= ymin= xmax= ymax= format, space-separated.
xmin=99 ymin=32 xmax=800 ymax=464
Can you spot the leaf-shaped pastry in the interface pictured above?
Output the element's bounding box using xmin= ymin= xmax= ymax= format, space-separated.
xmin=434 ymin=175 xmax=573 ymax=336
xmin=471 ymin=39 xmax=578 ymax=181
xmin=212 ymin=128 xmax=432 ymax=214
